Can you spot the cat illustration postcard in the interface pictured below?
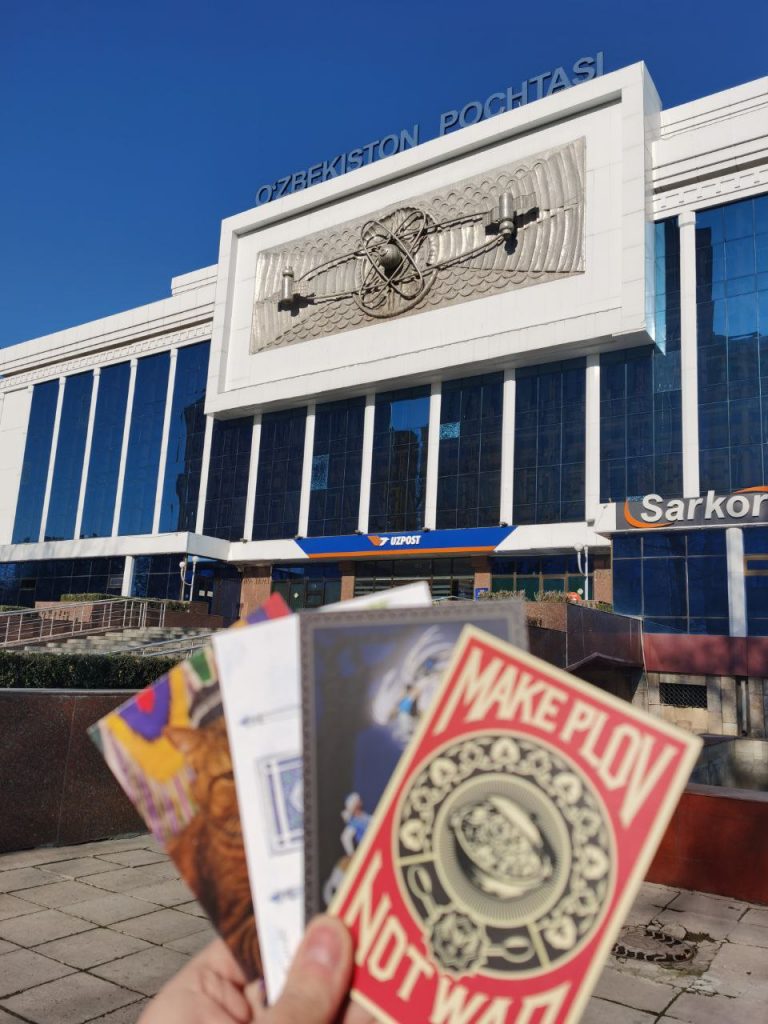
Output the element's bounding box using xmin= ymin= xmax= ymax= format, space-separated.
xmin=90 ymin=592 xmax=291 ymax=979
xmin=330 ymin=626 xmax=701 ymax=1024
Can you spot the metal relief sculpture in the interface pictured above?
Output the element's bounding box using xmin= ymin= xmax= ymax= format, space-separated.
xmin=251 ymin=138 xmax=585 ymax=352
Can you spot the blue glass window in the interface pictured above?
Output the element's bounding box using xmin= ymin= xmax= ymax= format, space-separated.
xmin=203 ymin=416 xmax=253 ymax=541
xmin=369 ymin=386 xmax=430 ymax=534
xmin=612 ymin=529 xmax=729 ymax=634
xmin=0 ymin=557 xmax=125 ymax=607
xmin=158 ymin=342 xmax=210 ymax=533
xmin=252 ymin=407 xmax=307 ymax=540
xmin=437 ymin=373 xmax=502 ymax=529
xmin=513 ymin=360 xmax=585 ymax=524
xmin=697 ymin=194 xmax=768 ymax=492
xmin=133 ymin=553 xmax=185 ymax=601
xmin=12 ymin=380 xmax=59 ymax=544
xmin=601 ymin=221 xmax=682 ymax=503
xmin=118 ymin=352 xmax=170 ymax=536
xmin=45 ymin=372 xmax=93 ymax=541
xmin=308 ymin=397 xmax=365 ymax=537
xmin=80 ymin=363 xmax=130 ymax=538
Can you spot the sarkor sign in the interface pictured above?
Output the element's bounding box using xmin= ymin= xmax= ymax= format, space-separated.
xmin=330 ymin=628 xmax=700 ymax=1024
xmin=621 ymin=487 xmax=768 ymax=530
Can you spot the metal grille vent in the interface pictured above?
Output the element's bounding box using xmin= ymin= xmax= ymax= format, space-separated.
xmin=660 ymin=682 xmax=708 ymax=709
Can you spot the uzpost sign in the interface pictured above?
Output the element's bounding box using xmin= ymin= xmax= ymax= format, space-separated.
xmin=295 ymin=526 xmax=515 ymax=559
xmin=620 ymin=487 xmax=768 ymax=530
xmin=256 ymin=53 xmax=604 ymax=204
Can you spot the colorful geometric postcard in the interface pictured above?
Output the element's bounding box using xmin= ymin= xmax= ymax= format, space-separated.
xmin=89 ymin=592 xmax=291 ymax=980
xmin=300 ymin=602 xmax=527 ymax=920
xmin=330 ymin=626 xmax=702 ymax=1024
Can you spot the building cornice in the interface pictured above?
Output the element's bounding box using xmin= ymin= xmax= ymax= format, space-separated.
xmin=0 ymin=320 xmax=213 ymax=392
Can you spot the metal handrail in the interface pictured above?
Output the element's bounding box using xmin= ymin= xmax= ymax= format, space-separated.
xmin=0 ymin=598 xmax=169 ymax=650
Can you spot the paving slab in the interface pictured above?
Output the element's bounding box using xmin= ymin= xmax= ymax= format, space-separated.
xmin=34 ymin=927 xmax=151 ymax=969
xmin=581 ymin=996 xmax=657 ymax=1023
xmin=163 ymin=925 xmax=216 ymax=955
xmin=0 ymin=947 xmax=74 ymax=997
xmin=704 ymin=939 xmax=768 ymax=998
xmin=39 ymin=858 xmax=129 ymax=879
xmin=112 ymin=909 xmax=210 ymax=945
xmin=660 ymin=989 xmax=766 ymax=1024
xmin=126 ymin=880 xmax=192 ymax=908
xmin=665 ymin=889 xmax=748 ymax=920
xmin=654 ymin=907 xmax=739 ymax=941
xmin=59 ymin=894 xmax=159 ymax=927
xmin=741 ymin=906 xmax=768 ymax=929
xmin=0 ymin=909 xmax=93 ymax=946
xmin=84 ymin=1001 xmax=149 ymax=1023
xmin=0 ymin=940 xmax=17 ymax=955
xmin=91 ymin=946 xmax=190 ymax=997
xmin=18 ymin=879 xmax=103 ymax=909
xmin=84 ymin=864 xmax=177 ymax=894
xmin=727 ymin=920 xmax=768 ymax=948
xmin=0 ymin=866 xmax=60 ymax=892
xmin=0 ymin=893 xmax=39 ymax=921
xmin=0 ymin=972 xmax=140 ymax=1024
xmin=96 ymin=850 xmax=168 ymax=868
xmin=593 ymin=965 xmax=679 ymax=1014
xmin=175 ymin=901 xmax=207 ymax=918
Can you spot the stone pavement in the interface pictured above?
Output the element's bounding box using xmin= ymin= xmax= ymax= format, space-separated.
xmin=0 ymin=837 xmax=766 ymax=1023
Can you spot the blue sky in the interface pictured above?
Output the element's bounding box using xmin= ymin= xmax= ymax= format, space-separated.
xmin=1 ymin=0 xmax=766 ymax=348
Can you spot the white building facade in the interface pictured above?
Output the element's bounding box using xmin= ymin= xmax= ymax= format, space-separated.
xmin=1 ymin=62 xmax=767 ymax=633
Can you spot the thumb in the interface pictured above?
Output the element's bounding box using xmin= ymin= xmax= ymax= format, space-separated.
xmin=251 ymin=916 xmax=354 ymax=1024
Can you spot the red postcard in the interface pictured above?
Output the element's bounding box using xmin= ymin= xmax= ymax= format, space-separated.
xmin=330 ymin=626 xmax=701 ymax=1024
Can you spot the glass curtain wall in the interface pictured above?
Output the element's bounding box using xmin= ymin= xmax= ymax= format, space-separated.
xmin=158 ymin=342 xmax=210 ymax=533
xmin=132 ymin=554 xmax=186 ymax=601
xmin=369 ymin=386 xmax=430 ymax=534
xmin=0 ymin=557 xmax=125 ymax=607
xmin=45 ymin=372 xmax=93 ymax=541
xmin=118 ymin=352 xmax=170 ymax=536
xmin=744 ymin=526 xmax=768 ymax=635
xmin=80 ymin=362 xmax=131 ymax=538
xmin=12 ymin=380 xmax=59 ymax=544
xmin=513 ymin=360 xmax=585 ymax=524
xmin=203 ymin=417 xmax=253 ymax=541
xmin=490 ymin=555 xmax=592 ymax=599
xmin=252 ymin=407 xmax=307 ymax=540
xmin=353 ymin=558 xmax=474 ymax=599
xmin=308 ymin=397 xmax=365 ymax=537
xmin=600 ymin=221 xmax=682 ymax=502
xmin=697 ymin=194 xmax=768 ymax=491
xmin=437 ymin=373 xmax=503 ymax=529
xmin=612 ymin=530 xmax=729 ymax=634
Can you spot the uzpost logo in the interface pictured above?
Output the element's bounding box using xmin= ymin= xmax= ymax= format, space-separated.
xmin=368 ymin=536 xmax=389 ymax=547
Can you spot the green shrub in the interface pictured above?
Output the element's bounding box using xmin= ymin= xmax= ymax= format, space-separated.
xmin=477 ymin=589 xmax=528 ymax=601
xmin=0 ymin=605 xmax=27 ymax=612
xmin=0 ymin=651 xmax=179 ymax=690
xmin=60 ymin=593 xmax=118 ymax=603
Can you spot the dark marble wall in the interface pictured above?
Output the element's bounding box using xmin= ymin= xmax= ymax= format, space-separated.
xmin=0 ymin=690 xmax=145 ymax=854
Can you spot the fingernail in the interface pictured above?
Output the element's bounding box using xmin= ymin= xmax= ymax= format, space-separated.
xmin=301 ymin=920 xmax=343 ymax=971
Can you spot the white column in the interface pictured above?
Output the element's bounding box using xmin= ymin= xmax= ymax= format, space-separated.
xmin=298 ymin=403 xmax=316 ymax=536
xmin=499 ymin=369 xmax=515 ymax=524
xmin=585 ymin=354 xmax=601 ymax=523
xmin=195 ymin=415 xmax=215 ymax=535
xmin=74 ymin=368 xmax=100 ymax=539
xmin=38 ymin=376 xmax=66 ymax=542
xmin=152 ymin=348 xmax=178 ymax=534
xmin=679 ymin=210 xmax=700 ymax=498
xmin=424 ymin=383 xmax=442 ymax=530
xmin=112 ymin=358 xmax=138 ymax=537
xmin=121 ymin=554 xmax=135 ymax=597
xmin=242 ymin=414 xmax=262 ymax=542
xmin=727 ymin=526 xmax=747 ymax=637
xmin=357 ymin=394 xmax=376 ymax=533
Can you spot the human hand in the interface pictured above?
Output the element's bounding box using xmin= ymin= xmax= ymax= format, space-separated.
xmin=139 ymin=916 xmax=375 ymax=1024
xmin=138 ymin=936 xmax=252 ymax=1024
xmin=251 ymin=915 xmax=375 ymax=1024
